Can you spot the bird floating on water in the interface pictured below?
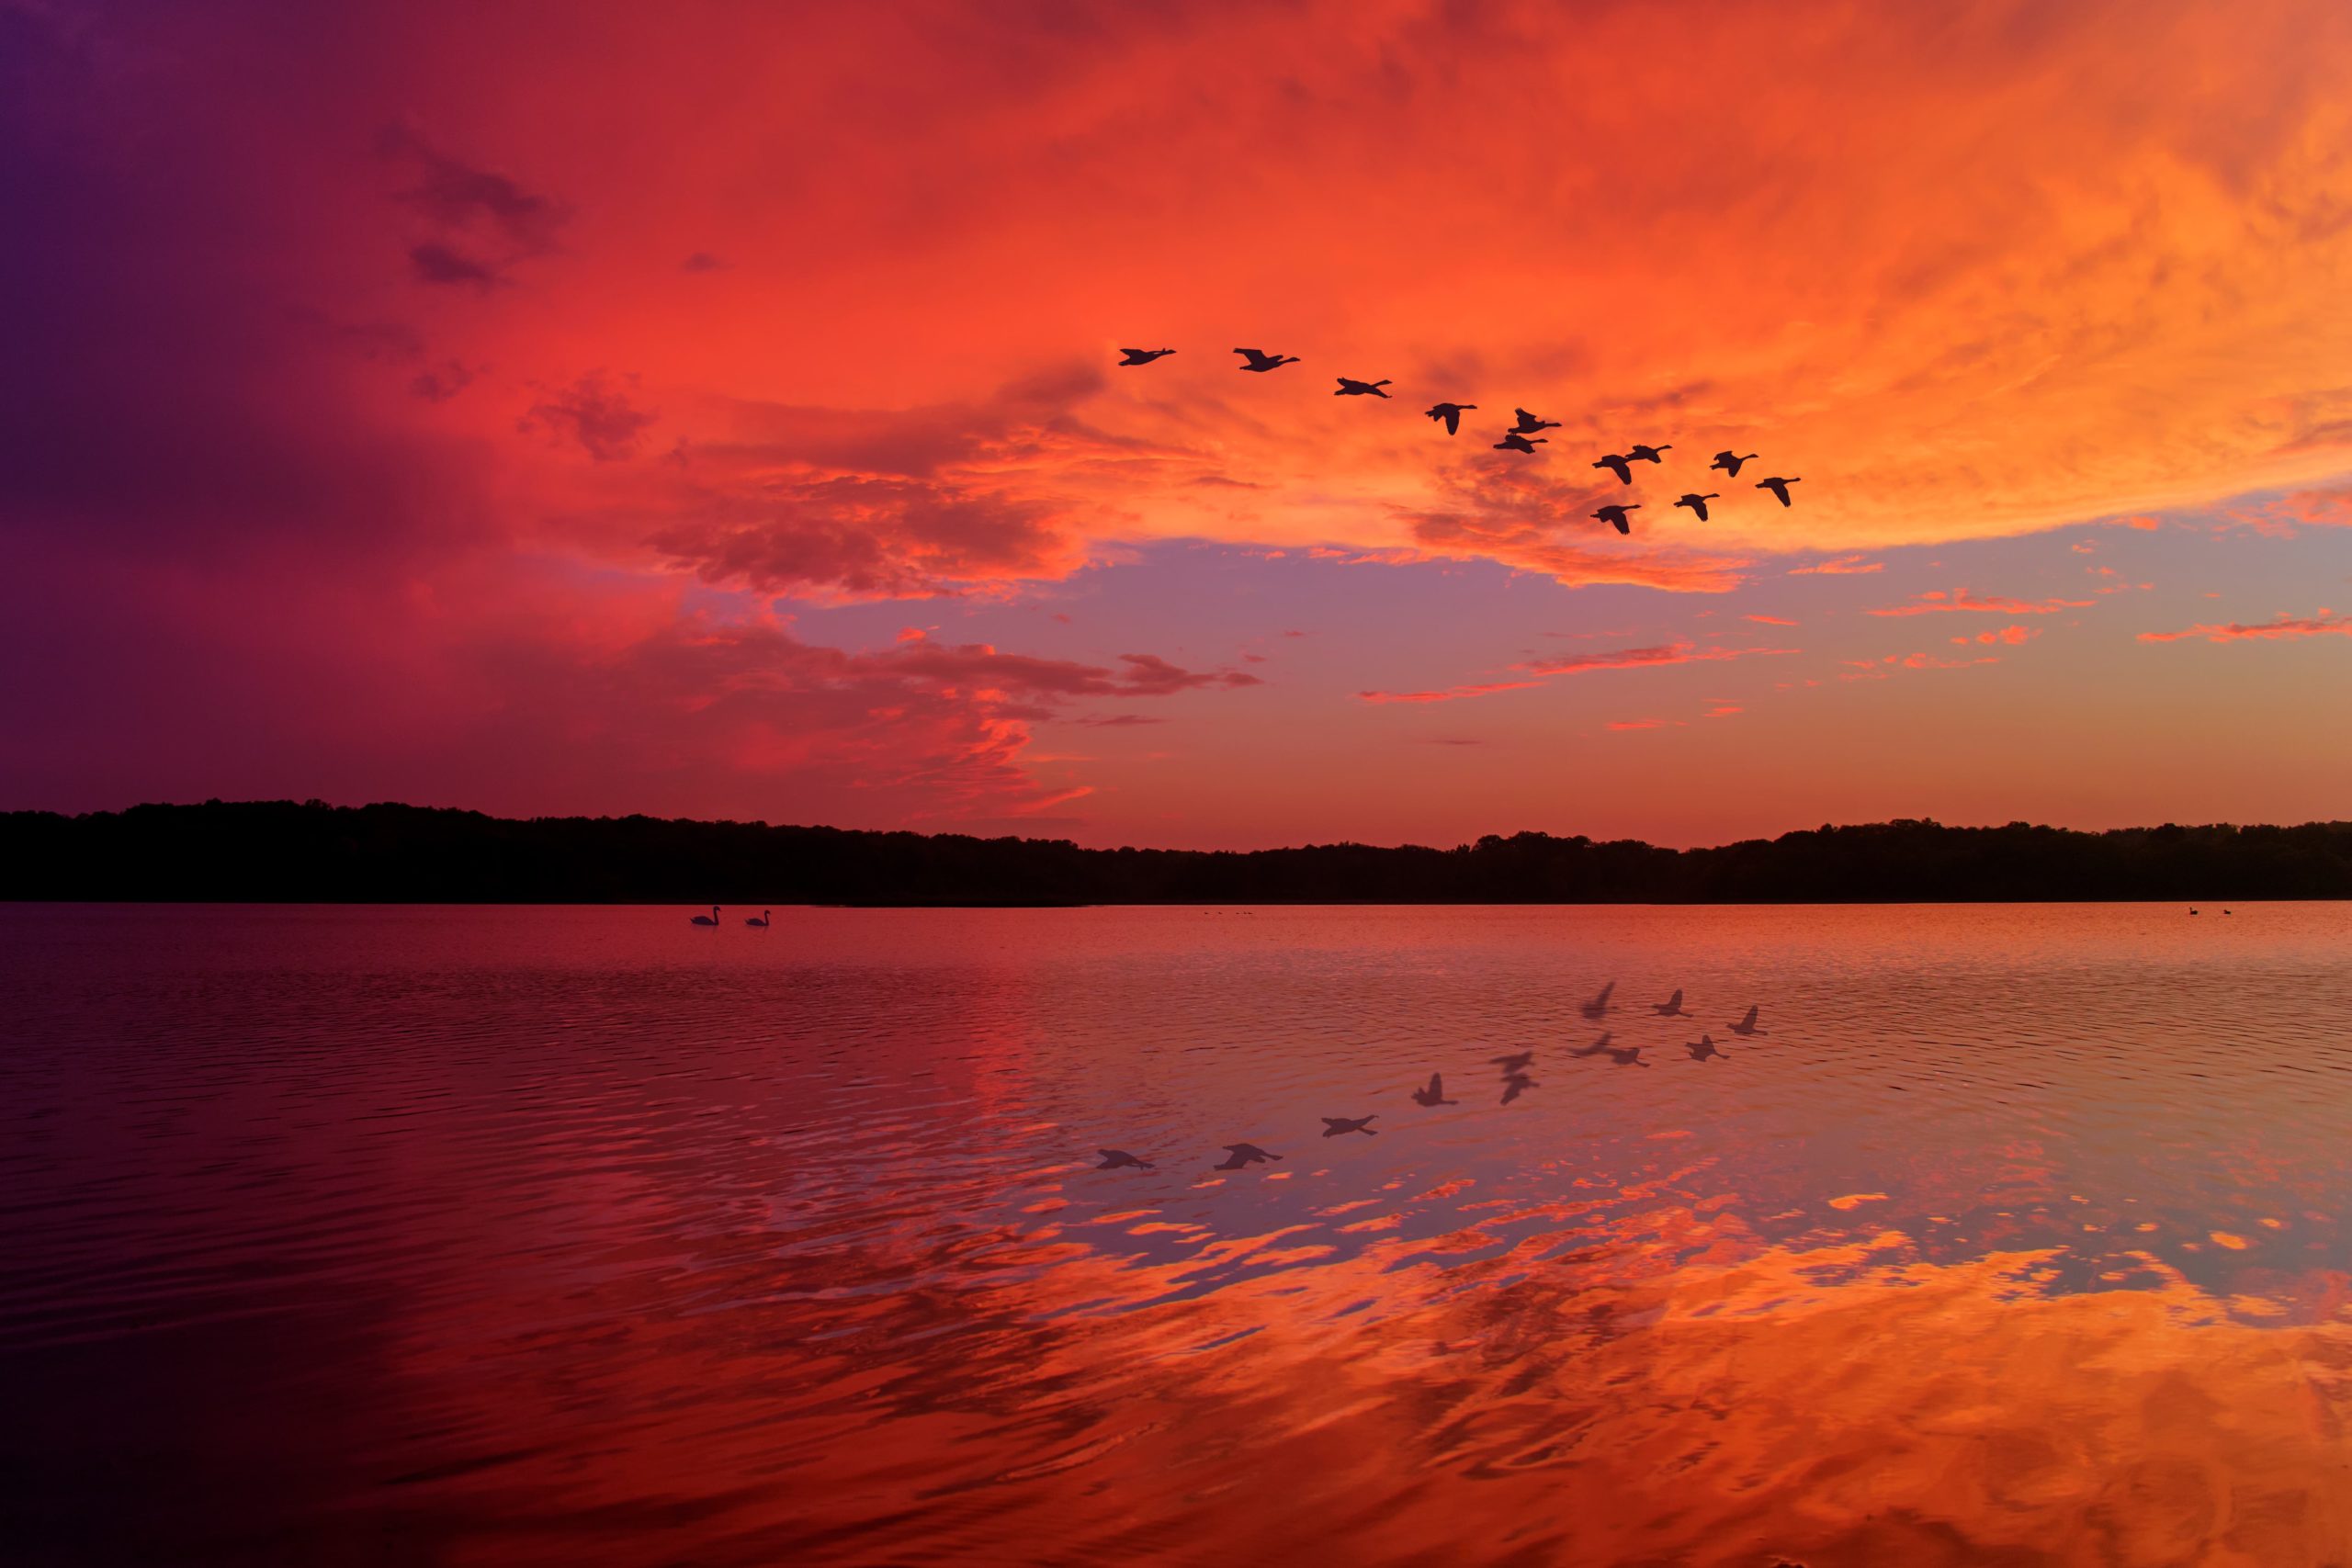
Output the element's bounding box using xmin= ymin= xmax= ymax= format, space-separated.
xmin=1097 ymin=1149 xmax=1154 ymax=1169
xmin=1756 ymin=476 xmax=1802 ymax=507
xmin=1322 ymin=1114 xmax=1379 ymax=1137
xmin=689 ymin=906 xmax=720 ymax=926
xmin=1674 ymin=492 xmax=1721 ymax=522
xmin=1336 ymin=377 xmax=1392 ymax=398
xmin=1424 ymin=401 xmax=1476 ymax=434
xmin=1117 ymin=347 xmax=1175 ymax=366
xmin=1234 ymin=347 xmax=1299 ymax=372
xmin=1728 ymin=1005 xmax=1765 ymax=1037
xmin=1215 ymin=1143 xmax=1283 ymax=1169
xmin=1711 ymin=451 xmax=1758 ymax=478
xmin=1594 ymin=502 xmax=1640 ymax=535
xmin=1412 ymin=1073 xmax=1459 ymax=1107
xmin=1653 ymin=988 xmax=1692 ymax=1018
xmin=1496 ymin=432 xmax=1547 ymax=454
xmin=1685 ymin=1035 xmax=1725 ymax=1062
xmin=744 ymin=909 xmax=771 ymax=927
xmin=1593 ymin=453 xmax=1634 ymax=484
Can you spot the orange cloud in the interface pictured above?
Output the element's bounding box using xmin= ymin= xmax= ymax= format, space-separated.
xmin=1356 ymin=641 xmax=1795 ymax=705
xmin=1869 ymin=589 xmax=2097 ymax=617
xmin=2139 ymin=610 xmax=2352 ymax=643
xmin=1788 ymin=557 xmax=1885 ymax=576
xmin=1744 ymin=614 xmax=1799 ymax=626
xmin=1951 ymin=626 xmax=2041 ymax=646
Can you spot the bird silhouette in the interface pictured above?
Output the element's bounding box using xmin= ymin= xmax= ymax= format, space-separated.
xmin=1336 ymin=377 xmax=1392 ymax=398
xmin=1580 ymin=981 xmax=1615 ymax=1021
xmin=1685 ymin=1035 xmax=1725 ymax=1062
xmin=1496 ymin=432 xmax=1547 ymax=453
xmin=1234 ymin=347 xmax=1300 ymax=372
xmin=1628 ymin=443 xmax=1672 ymax=464
xmin=1097 ymin=1148 xmax=1154 ymax=1169
xmin=1322 ymin=1114 xmax=1379 ymax=1137
xmin=744 ymin=909 xmax=772 ymax=927
xmin=1490 ymin=1049 xmax=1536 ymax=1074
xmin=1215 ymin=1143 xmax=1283 ymax=1169
xmin=1501 ymin=1072 xmax=1538 ymax=1104
xmin=1425 ymin=401 xmax=1476 ymax=434
xmin=1593 ymin=453 xmax=1634 ymax=483
xmin=1569 ymin=1032 xmax=1616 ymax=1058
xmin=1594 ymin=502 xmax=1640 ymax=535
xmin=1756 ymin=476 xmax=1802 ymax=506
xmin=689 ymin=905 xmax=720 ymax=926
xmin=1711 ymin=450 xmax=1758 ymax=478
xmin=1117 ymin=348 xmax=1175 ymax=367
xmin=1411 ymin=1073 xmax=1459 ymax=1107
xmin=1673 ymin=492 xmax=1721 ymax=522
xmin=1727 ymin=1006 xmax=1765 ymax=1037
xmin=1512 ymin=408 xmax=1561 ymax=434
xmin=1602 ymin=1043 xmax=1650 ymax=1067
xmin=1653 ymin=988 xmax=1692 ymax=1018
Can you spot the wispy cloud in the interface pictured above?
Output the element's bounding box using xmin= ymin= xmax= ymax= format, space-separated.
xmin=2139 ymin=609 xmax=2352 ymax=643
xmin=1787 ymin=556 xmax=1883 ymax=576
xmin=1357 ymin=641 xmax=1795 ymax=705
xmin=1867 ymin=588 xmax=2096 ymax=617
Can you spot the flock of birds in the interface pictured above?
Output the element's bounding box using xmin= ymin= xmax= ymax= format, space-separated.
xmin=1117 ymin=345 xmax=1805 ymax=536
xmin=1093 ymin=979 xmax=1771 ymax=1174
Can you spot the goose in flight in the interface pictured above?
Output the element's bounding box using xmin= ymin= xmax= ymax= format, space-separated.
xmin=1214 ymin=1143 xmax=1283 ymax=1169
xmin=1580 ymin=981 xmax=1615 ymax=1021
xmin=1496 ymin=432 xmax=1548 ymax=454
xmin=1756 ymin=476 xmax=1803 ymax=507
xmin=1118 ymin=347 xmax=1176 ymax=366
xmin=1336 ymin=377 xmax=1392 ymax=398
xmin=1500 ymin=1072 xmax=1538 ymax=1104
xmin=1628 ymin=443 xmax=1672 ymax=464
xmin=744 ymin=909 xmax=772 ymax=927
xmin=1490 ymin=1049 xmax=1536 ymax=1074
xmin=1234 ymin=347 xmax=1300 ymax=372
xmin=1512 ymin=409 xmax=1561 ymax=434
xmin=1593 ymin=453 xmax=1634 ymax=484
xmin=1728 ymin=1005 xmax=1766 ymax=1037
xmin=1425 ymin=401 xmax=1477 ymax=434
xmin=689 ymin=906 xmax=720 ymax=926
xmin=1097 ymin=1148 xmax=1155 ymax=1169
xmin=1593 ymin=502 xmax=1640 ymax=535
xmin=1673 ymin=492 xmax=1721 ymax=522
xmin=1569 ymin=1032 xmax=1617 ymax=1058
xmin=1711 ymin=450 xmax=1758 ymax=478
xmin=1652 ymin=988 xmax=1692 ymax=1018
xmin=1322 ymin=1114 xmax=1379 ymax=1137
xmin=1411 ymin=1073 xmax=1459 ymax=1107
xmin=1684 ymin=1035 xmax=1725 ymax=1062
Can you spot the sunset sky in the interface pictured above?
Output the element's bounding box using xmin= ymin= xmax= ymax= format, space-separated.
xmin=6 ymin=0 xmax=2352 ymax=850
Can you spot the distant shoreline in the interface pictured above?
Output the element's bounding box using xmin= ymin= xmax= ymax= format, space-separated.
xmin=6 ymin=800 xmax=2350 ymax=905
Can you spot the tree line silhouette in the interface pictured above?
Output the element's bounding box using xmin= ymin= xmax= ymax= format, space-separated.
xmin=6 ymin=800 xmax=2352 ymax=904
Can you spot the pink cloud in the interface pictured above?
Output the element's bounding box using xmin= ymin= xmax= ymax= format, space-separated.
xmin=1867 ymin=588 xmax=2097 ymax=616
xmin=1357 ymin=641 xmax=1793 ymax=705
xmin=1787 ymin=556 xmax=1884 ymax=576
xmin=1743 ymin=614 xmax=1799 ymax=626
xmin=2138 ymin=609 xmax=2352 ymax=643
xmin=1356 ymin=679 xmax=1547 ymax=705
xmin=1950 ymin=625 xmax=2040 ymax=646
xmin=1607 ymin=718 xmax=1666 ymax=731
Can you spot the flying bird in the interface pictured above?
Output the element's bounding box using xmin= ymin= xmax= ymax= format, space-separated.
xmin=1336 ymin=377 xmax=1393 ymax=398
xmin=1711 ymin=450 xmax=1758 ymax=477
xmin=1490 ymin=1050 xmax=1537 ymax=1074
xmin=1673 ymin=492 xmax=1721 ymax=522
xmin=1569 ymin=1032 xmax=1616 ymax=1058
xmin=1653 ymin=988 xmax=1692 ymax=1018
xmin=1628 ymin=443 xmax=1672 ymax=463
xmin=1118 ymin=347 xmax=1176 ymax=366
xmin=689 ymin=906 xmax=720 ymax=926
xmin=1234 ymin=347 xmax=1300 ymax=372
xmin=1214 ymin=1143 xmax=1283 ymax=1169
xmin=1097 ymin=1149 xmax=1155 ymax=1169
xmin=1425 ymin=401 xmax=1477 ymax=435
xmin=1411 ymin=1073 xmax=1459 ymax=1107
xmin=1500 ymin=1072 xmax=1538 ymax=1104
xmin=1602 ymin=1043 xmax=1650 ymax=1067
xmin=1580 ymin=981 xmax=1615 ymax=1021
xmin=1593 ymin=503 xmax=1640 ymax=535
xmin=1684 ymin=1035 xmax=1725 ymax=1062
xmin=1496 ymin=432 xmax=1547 ymax=454
xmin=1728 ymin=1006 xmax=1766 ymax=1037
xmin=1756 ymin=476 xmax=1803 ymax=506
xmin=1593 ymin=453 xmax=1634 ymax=484
xmin=1322 ymin=1115 xmax=1379 ymax=1137
xmin=1512 ymin=409 xmax=1561 ymax=434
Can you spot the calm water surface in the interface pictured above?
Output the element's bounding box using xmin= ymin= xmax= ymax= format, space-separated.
xmin=6 ymin=903 xmax=2352 ymax=1565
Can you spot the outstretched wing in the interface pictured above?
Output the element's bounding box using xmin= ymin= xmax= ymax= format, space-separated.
xmin=1442 ymin=409 xmax=1460 ymax=434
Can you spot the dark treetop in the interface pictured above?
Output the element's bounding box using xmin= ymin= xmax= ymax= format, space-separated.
xmin=6 ymin=800 xmax=2352 ymax=904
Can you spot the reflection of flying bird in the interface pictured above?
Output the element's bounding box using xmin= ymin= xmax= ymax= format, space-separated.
xmin=1673 ymin=492 xmax=1721 ymax=522
xmin=1569 ymin=1032 xmax=1616 ymax=1057
xmin=744 ymin=909 xmax=772 ymax=927
xmin=1594 ymin=503 xmax=1640 ymax=535
xmin=1322 ymin=1114 xmax=1379 ymax=1137
xmin=1336 ymin=377 xmax=1393 ymax=398
xmin=1756 ymin=476 xmax=1803 ymax=506
xmin=1728 ymin=1006 xmax=1765 ymax=1037
xmin=1496 ymin=432 xmax=1547 ymax=453
xmin=1711 ymin=450 xmax=1758 ymax=477
xmin=1512 ymin=409 xmax=1561 ymax=434
xmin=1215 ymin=1143 xmax=1283 ymax=1169
xmin=1628 ymin=443 xmax=1672 ymax=463
xmin=1593 ymin=453 xmax=1634 ymax=483
xmin=1602 ymin=1043 xmax=1650 ymax=1066
xmin=1097 ymin=1148 xmax=1155 ymax=1169
xmin=1653 ymin=988 xmax=1691 ymax=1018
xmin=689 ymin=906 xmax=720 ymax=926
xmin=1425 ymin=401 xmax=1477 ymax=434
xmin=1117 ymin=347 xmax=1176 ymax=366
xmin=1684 ymin=1035 xmax=1724 ymax=1062
xmin=1234 ymin=347 xmax=1300 ymax=372
xmin=1501 ymin=1072 xmax=1538 ymax=1104
xmin=1490 ymin=1050 xmax=1536 ymax=1074
xmin=1411 ymin=1073 xmax=1459 ymax=1107
xmin=1580 ymin=981 xmax=1615 ymax=1021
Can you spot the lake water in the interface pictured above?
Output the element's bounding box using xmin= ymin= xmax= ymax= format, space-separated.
xmin=6 ymin=902 xmax=2352 ymax=1565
